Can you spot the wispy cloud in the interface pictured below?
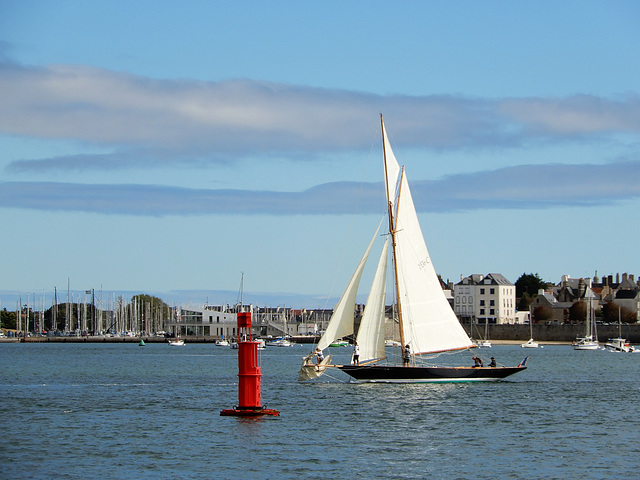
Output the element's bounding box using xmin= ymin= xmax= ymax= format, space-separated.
xmin=2 ymin=61 xmax=639 ymax=172
xmin=2 ymin=61 xmax=640 ymax=216
xmin=2 ymin=158 xmax=640 ymax=215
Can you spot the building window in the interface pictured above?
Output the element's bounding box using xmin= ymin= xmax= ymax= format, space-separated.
xmin=480 ymin=309 xmax=485 ymax=315
xmin=490 ymin=300 xmax=495 ymax=306
xmin=480 ymin=288 xmax=485 ymax=295
xmin=480 ymin=300 xmax=485 ymax=306
xmin=490 ymin=288 xmax=495 ymax=294
xmin=490 ymin=309 xmax=495 ymax=315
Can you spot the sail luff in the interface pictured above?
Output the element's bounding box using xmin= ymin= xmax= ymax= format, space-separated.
xmin=315 ymin=221 xmax=382 ymax=352
xmin=356 ymin=237 xmax=389 ymax=362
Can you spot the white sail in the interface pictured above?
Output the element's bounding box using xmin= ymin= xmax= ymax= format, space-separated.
xmin=382 ymin=121 xmax=401 ymax=211
xmin=383 ymin=122 xmax=474 ymax=355
xmin=355 ymin=237 xmax=389 ymax=363
xmin=315 ymin=221 xmax=382 ymax=352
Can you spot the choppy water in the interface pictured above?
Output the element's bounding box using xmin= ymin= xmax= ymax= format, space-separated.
xmin=0 ymin=343 xmax=638 ymax=480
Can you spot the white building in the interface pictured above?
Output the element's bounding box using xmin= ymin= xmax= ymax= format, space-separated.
xmin=172 ymin=304 xmax=240 ymax=338
xmin=167 ymin=304 xmax=298 ymax=339
xmin=454 ymin=273 xmax=516 ymax=325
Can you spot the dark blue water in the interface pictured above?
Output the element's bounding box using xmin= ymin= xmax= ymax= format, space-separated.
xmin=1 ymin=343 xmax=638 ymax=480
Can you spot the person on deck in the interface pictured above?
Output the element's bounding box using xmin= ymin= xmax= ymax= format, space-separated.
xmin=403 ymin=344 xmax=411 ymax=366
xmin=472 ymin=356 xmax=483 ymax=367
xmin=316 ymin=348 xmax=324 ymax=364
xmin=353 ymin=342 xmax=360 ymax=365
xmin=489 ymin=357 xmax=497 ymax=367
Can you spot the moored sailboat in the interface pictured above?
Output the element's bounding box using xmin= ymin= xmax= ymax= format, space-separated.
xmin=572 ymin=283 xmax=599 ymax=350
xmin=521 ymin=317 xmax=541 ymax=348
xmin=299 ymin=116 xmax=528 ymax=383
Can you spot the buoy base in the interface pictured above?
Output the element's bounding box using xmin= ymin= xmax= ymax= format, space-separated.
xmin=220 ymin=406 xmax=280 ymax=417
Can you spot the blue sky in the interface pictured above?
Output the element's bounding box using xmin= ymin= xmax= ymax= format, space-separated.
xmin=1 ymin=1 xmax=640 ymax=309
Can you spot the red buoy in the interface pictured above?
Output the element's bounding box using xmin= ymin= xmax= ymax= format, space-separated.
xmin=220 ymin=312 xmax=279 ymax=417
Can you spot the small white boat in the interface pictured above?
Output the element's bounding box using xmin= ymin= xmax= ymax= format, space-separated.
xmin=605 ymin=310 xmax=635 ymax=352
xmin=257 ymin=339 xmax=266 ymax=349
xmin=266 ymin=337 xmax=293 ymax=347
xmin=329 ymin=339 xmax=349 ymax=347
xmin=521 ymin=338 xmax=540 ymax=348
xmin=572 ymin=335 xmax=599 ymax=350
xmin=384 ymin=339 xmax=401 ymax=347
xmin=215 ymin=339 xmax=229 ymax=346
xmin=476 ymin=340 xmax=492 ymax=348
xmin=604 ymin=337 xmax=634 ymax=353
xmin=168 ymin=338 xmax=185 ymax=346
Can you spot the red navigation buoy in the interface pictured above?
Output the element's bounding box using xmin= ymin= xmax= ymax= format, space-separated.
xmin=220 ymin=311 xmax=279 ymax=417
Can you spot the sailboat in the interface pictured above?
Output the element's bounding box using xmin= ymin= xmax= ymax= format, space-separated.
xmin=475 ymin=320 xmax=492 ymax=348
xmin=604 ymin=305 xmax=635 ymax=352
xmin=572 ymin=284 xmax=599 ymax=350
xmin=521 ymin=316 xmax=540 ymax=348
xmin=298 ymin=116 xmax=527 ymax=383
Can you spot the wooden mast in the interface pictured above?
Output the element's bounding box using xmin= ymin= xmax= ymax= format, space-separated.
xmin=381 ymin=114 xmax=407 ymax=359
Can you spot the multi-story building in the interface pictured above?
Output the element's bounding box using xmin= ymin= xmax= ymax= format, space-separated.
xmin=454 ymin=273 xmax=516 ymax=324
xmin=168 ymin=304 xmax=297 ymax=339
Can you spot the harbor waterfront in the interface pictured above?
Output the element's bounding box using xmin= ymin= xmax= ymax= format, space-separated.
xmin=7 ymin=322 xmax=640 ymax=344
xmin=1 ymin=343 xmax=639 ymax=480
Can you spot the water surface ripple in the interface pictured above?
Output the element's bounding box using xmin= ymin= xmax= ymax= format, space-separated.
xmin=1 ymin=343 xmax=638 ymax=479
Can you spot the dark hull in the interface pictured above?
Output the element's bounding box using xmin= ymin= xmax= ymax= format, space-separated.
xmin=337 ymin=364 xmax=526 ymax=383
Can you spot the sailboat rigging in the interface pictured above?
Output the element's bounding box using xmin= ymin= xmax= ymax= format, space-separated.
xmin=299 ymin=116 xmax=528 ymax=383
xmin=572 ymin=282 xmax=599 ymax=350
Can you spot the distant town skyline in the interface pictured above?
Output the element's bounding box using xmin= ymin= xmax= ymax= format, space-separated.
xmin=3 ymin=269 xmax=639 ymax=312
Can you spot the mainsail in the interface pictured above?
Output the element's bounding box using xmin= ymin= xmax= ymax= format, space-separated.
xmin=382 ymin=120 xmax=474 ymax=355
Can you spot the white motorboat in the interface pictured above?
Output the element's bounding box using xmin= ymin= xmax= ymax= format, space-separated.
xmin=266 ymin=337 xmax=293 ymax=347
xmin=605 ymin=307 xmax=635 ymax=352
xmin=168 ymin=338 xmax=185 ymax=346
xmin=604 ymin=337 xmax=634 ymax=352
xmin=215 ymin=339 xmax=229 ymax=346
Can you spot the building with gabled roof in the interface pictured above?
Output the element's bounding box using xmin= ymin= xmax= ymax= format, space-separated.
xmin=454 ymin=273 xmax=516 ymax=325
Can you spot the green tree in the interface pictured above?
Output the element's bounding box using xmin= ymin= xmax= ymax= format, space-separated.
xmin=515 ymin=273 xmax=547 ymax=298
xmin=1 ymin=308 xmax=17 ymax=330
xmin=515 ymin=273 xmax=548 ymax=313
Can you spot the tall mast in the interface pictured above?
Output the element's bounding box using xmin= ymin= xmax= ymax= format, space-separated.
xmin=381 ymin=114 xmax=406 ymax=357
